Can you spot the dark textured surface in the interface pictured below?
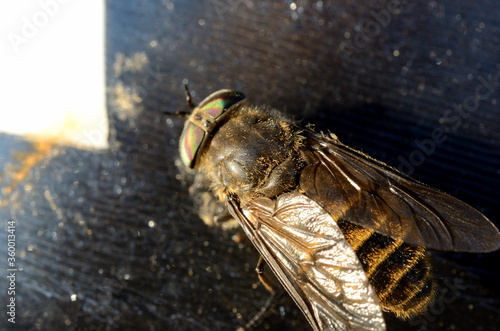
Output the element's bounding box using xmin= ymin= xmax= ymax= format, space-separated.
xmin=1 ymin=0 xmax=500 ymax=330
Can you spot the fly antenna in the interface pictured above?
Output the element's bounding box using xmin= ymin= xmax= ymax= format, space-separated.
xmin=163 ymin=84 xmax=196 ymax=117
xmin=184 ymin=84 xmax=196 ymax=110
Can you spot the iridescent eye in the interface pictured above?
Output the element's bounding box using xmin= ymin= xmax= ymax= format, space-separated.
xmin=198 ymin=90 xmax=246 ymax=120
xmin=179 ymin=90 xmax=246 ymax=168
xmin=179 ymin=121 xmax=205 ymax=168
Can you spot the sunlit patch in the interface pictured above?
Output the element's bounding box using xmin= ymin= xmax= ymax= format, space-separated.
xmin=1 ymin=138 xmax=56 ymax=202
xmin=1 ymin=2 xmax=106 ymax=149
xmin=1 ymin=113 xmax=108 ymax=207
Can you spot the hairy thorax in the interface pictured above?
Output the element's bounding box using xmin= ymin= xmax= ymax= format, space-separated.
xmin=197 ymin=106 xmax=303 ymax=203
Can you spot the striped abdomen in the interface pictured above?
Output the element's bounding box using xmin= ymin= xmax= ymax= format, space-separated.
xmin=338 ymin=220 xmax=434 ymax=318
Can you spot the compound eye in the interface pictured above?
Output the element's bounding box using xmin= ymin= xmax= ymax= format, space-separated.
xmin=198 ymin=90 xmax=246 ymax=119
xmin=179 ymin=90 xmax=246 ymax=168
xmin=179 ymin=121 xmax=205 ymax=168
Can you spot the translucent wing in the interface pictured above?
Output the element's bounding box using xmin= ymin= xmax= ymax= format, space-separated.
xmin=227 ymin=191 xmax=386 ymax=331
xmin=299 ymin=131 xmax=500 ymax=252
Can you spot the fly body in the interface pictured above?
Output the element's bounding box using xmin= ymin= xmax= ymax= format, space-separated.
xmin=174 ymin=88 xmax=500 ymax=331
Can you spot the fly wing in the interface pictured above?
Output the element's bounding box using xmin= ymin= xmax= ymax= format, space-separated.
xmin=227 ymin=191 xmax=385 ymax=331
xmin=299 ymin=131 xmax=500 ymax=252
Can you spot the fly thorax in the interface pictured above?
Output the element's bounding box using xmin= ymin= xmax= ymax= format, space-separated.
xmin=201 ymin=109 xmax=300 ymax=202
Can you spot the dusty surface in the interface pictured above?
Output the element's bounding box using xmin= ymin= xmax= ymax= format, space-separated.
xmin=1 ymin=1 xmax=499 ymax=330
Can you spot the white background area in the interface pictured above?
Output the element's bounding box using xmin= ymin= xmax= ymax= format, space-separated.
xmin=0 ymin=0 xmax=107 ymax=149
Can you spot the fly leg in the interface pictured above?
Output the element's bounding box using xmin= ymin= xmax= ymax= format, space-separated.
xmin=239 ymin=256 xmax=280 ymax=330
xmin=255 ymin=256 xmax=276 ymax=294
